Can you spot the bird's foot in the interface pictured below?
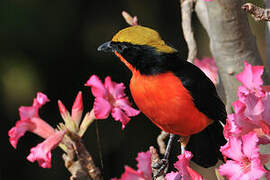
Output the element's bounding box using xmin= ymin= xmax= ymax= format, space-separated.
xmin=152 ymin=158 xmax=169 ymax=177
xmin=178 ymin=136 xmax=190 ymax=154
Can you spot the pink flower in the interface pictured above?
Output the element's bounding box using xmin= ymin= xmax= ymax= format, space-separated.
xmin=136 ymin=151 xmax=152 ymax=179
xmin=263 ymin=92 xmax=270 ymax=126
xmin=8 ymin=92 xmax=55 ymax=148
xmin=71 ymin=91 xmax=83 ymax=125
xmin=57 ymin=91 xmax=85 ymax=132
xmin=165 ymin=151 xmax=203 ymax=180
xmin=27 ymin=130 xmax=66 ymax=168
xmin=85 ymin=75 xmax=140 ymax=129
xmin=223 ymin=101 xmax=254 ymax=138
xmin=113 ymin=151 xmax=152 ymax=180
xmin=122 ymin=11 xmax=138 ymax=26
xmin=194 ymin=57 xmax=219 ymax=86
xmin=265 ymin=171 xmax=270 ymax=179
xmin=244 ymin=93 xmax=264 ymax=124
xmin=236 ymin=61 xmax=265 ymax=99
xmin=8 ymin=92 xmax=67 ymax=169
xmin=236 ymin=61 xmax=264 ymax=90
xmin=223 ymin=62 xmax=270 ymax=142
xmin=219 ymin=132 xmax=266 ymax=180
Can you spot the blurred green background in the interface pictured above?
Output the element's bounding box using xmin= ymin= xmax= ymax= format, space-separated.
xmin=3 ymin=0 xmax=266 ymax=179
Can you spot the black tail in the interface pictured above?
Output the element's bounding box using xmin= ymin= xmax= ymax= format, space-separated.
xmin=185 ymin=121 xmax=226 ymax=168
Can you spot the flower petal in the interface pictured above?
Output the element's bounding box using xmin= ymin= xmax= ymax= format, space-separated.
xmin=236 ymin=61 xmax=264 ymax=91
xmin=231 ymin=100 xmax=255 ymax=135
xmin=194 ymin=57 xmax=219 ymax=85
xmin=265 ymin=171 xmax=270 ymax=180
xmin=242 ymin=132 xmax=260 ymax=159
xmin=104 ymin=76 xmax=126 ymax=99
xmin=136 ymin=151 xmax=152 ymax=179
xmin=116 ymin=166 xmax=145 ymax=180
xmin=8 ymin=120 xmax=35 ymax=148
xmin=85 ymin=75 xmax=107 ymax=97
xmin=245 ymin=158 xmax=266 ymax=180
xmin=71 ymin=91 xmax=83 ymax=124
xmin=223 ymin=114 xmax=241 ymax=139
xmin=187 ymin=167 xmax=203 ymax=180
xmin=237 ymin=86 xmax=250 ymax=102
xmin=174 ymin=151 xmax=192 ymax=179
xmin=173 ymin=151 xmax=202 ymax=180
xmin=263 ymin=92 xmax=270 ymax=125
xmin=19 ymin=106 xmax=36 ymax=120
xmin=220 ymin=136 xmax=243 ymax=161
xmin=116 ymin=98 xmax=140 ymax=117
xmin=34 ymin=92 xmax=50 ymax=107
xmin=94 ymin=97 xmax=112 ymax=119
xmin=219 ymin=160 xmax=243 ymax=180
xmin=30 ymin=117 xmax=55 ymax=139
xmin=111 ymin=107 xmax=130 ymax=129
xmin=26 ymin=130 xmax=66 ymax=168
xmin=165 ymin=172 xmax=178 ymax=180
xmin=244 ymin=93 xmax=264 ymax=125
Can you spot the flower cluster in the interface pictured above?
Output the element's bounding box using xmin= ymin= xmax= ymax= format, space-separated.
xmin=219 ymin=61 xmax=270 ymax=179
xmin=8 ymin=75 xmax=139 ymax=169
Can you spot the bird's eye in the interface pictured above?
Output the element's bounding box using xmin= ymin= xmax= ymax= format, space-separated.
xmin=117 ymin=44 xmax=123 ymax=51
xmin=117 ymin=44 xmax=128 ymax=52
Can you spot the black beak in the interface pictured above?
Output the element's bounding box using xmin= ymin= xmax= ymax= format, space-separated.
xmin=97 ymin=41 xmax=113 ymax=52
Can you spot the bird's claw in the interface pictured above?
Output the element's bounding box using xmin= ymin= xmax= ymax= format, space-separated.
xmin=152 ymin=159 xmax=169 ymax=177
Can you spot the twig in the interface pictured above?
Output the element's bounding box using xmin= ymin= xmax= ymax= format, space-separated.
xmin=149 ymin=146 xmax=165 ymax=180
xmin=63 ymin=130 xmax=102 ymax=180
xmin=181 ymin=0 xmax=197 ymax=63
xmin=242 ymin=3 xmax=270 ymax=21
xmin=157 ymin=131 xmax=169 ymax=155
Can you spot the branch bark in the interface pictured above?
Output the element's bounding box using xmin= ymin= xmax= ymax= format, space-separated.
xmin=242 ymin=3 xmax=270 ymax=22
xmin=150 ymin=146 xmax=165 ymax=180
xmin=157 ymin=131 xmax=168 ymax=155
xmin=194 ymin=0 xmax=269 ymax=113
xmin=62 ymin=131 xmax=102 ymax=180
xmin=181 ymin=0 xmax=197 ymax=63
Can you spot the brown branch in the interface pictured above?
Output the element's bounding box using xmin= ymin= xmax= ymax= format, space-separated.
xmin=242 ymin=3 xmax=270 ymax=22
xmin=149 ymin=146 xmax=165 ymax=180
xmin=181 ymin=0 xmax=197 ymax=63
xmin=157 ymin=131 xmax=168 ymax=155
xmin=62 ymin=130 xmax=102 ymax=180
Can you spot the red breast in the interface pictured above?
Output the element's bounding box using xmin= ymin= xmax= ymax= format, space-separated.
xmin=114 ymin=51 xmax=212 ymax=136
xmin=130 ymin=71 xmax=212 ymax=136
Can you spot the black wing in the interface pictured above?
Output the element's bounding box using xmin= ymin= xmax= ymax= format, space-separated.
xmin=170 ymin=57 xmax=227 ymax=167
xmin=170 ymin=57 xmax=227 ymax=124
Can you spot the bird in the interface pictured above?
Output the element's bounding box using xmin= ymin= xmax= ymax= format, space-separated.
xmin=98 ymin=25 xmax=227 ymax=176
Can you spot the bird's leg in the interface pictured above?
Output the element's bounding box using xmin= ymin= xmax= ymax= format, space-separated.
xmin=153 ymin=133 xmax=176 ymax=177
xmin=179 ymin=136 xmax=190 ymax=154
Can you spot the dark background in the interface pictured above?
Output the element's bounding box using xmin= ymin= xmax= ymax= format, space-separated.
xmin=2 ymin=0 xmax=265 ymax=179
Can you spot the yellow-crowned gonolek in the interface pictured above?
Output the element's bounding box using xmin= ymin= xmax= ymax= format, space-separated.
xmin=98 ymin=25 xmax=227 ymax=175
